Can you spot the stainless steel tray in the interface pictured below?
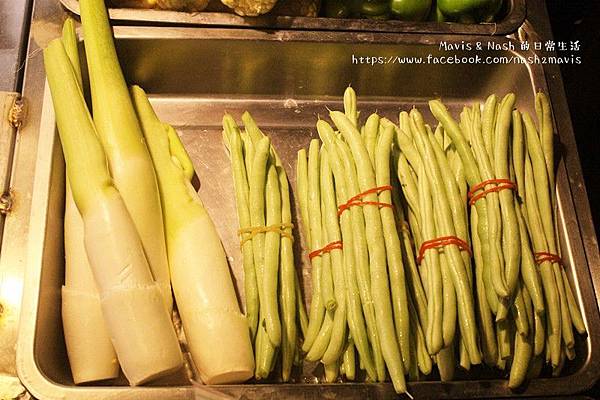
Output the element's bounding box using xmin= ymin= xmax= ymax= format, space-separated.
xmin=59 ymin=0 xmax=526 ymax=35
xmin=16 ymin=26 xmax=600 ymax=399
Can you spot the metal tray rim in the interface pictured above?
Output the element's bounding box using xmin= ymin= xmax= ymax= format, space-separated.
xmin=60 ymin=0 xmax=526 ymax=36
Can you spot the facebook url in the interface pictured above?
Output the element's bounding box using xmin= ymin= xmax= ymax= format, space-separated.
xmin=351 ymin=54 xmax=582 ymax=65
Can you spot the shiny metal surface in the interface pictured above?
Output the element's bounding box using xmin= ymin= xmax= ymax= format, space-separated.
xmin=14 ymin=18 xmax=600 ymax=398
xmin=59 ymin=0 xmax=526 ymax=35
xmin=0 ymin=0 xmax=32 ymax=92
xmin=0 ymin=2 xmax=31 ymax=396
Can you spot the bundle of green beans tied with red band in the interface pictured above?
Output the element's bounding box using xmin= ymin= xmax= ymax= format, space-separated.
xmin=289 ymin=87 xmax=585 ymax=393
xmin=430 ymin=92 xmax=586 ymax=382
xmin=297 ymin=91 xmax=410 ymax=392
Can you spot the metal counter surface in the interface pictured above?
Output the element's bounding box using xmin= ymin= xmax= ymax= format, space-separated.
xmin=3 ymin=0 xmax=599 ymax=398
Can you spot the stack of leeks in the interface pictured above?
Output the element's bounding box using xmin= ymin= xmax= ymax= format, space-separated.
xmin=222 ymin=113 xmax=307 ymax=381
xmin=294 ymin=87 xmax=585 ymax=393
xmin=46 ymin=0 xmax=253 ymax=386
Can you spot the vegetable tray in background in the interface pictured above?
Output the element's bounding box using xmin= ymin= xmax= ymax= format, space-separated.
xmin=59 ymin=0 xmax=526 ymax=35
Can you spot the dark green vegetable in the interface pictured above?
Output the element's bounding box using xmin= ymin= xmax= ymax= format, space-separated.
xmin=437 ymin=0 xmax=502 ymax=23
xmin=359 ymin=0 xmax=390 ymax=17
xmin=389 ymin=0 xmax=432 ymax=21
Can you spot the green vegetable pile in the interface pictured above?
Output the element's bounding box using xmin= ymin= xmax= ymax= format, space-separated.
xmin=288 ymin=87 xmax=585 ymax=393
xmin=322 ymin=0 xmax=504 ymax=23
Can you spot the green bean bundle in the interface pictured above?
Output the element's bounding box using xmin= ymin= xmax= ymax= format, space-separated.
xmin=223 ymin=113 xmax=304 ymax=381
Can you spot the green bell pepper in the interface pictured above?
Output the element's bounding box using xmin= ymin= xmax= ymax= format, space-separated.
xmin=436 ymin=0 xmax=503 ymax=23
xmin=359 ymin=0 xmax=390 ymax=18
xmin=389 ymin=0 xmax=432 ymax=21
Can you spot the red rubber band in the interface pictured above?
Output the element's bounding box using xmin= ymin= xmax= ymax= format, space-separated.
xmin=337 ymin=185 xmax=393 ymax=216
xmin=534 ymin=252 xmax=563 ymax=266
xmin=467 ymin=178 xmax=517 ymax=206
xmin=309 ymin=240 xmax=343 ymax=260
xmin=417 ymin=236 xmax=472 ymax=265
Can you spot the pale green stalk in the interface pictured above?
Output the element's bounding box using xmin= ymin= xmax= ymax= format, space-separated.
xmin=79 ymin=0 xmax=171 ymax=311
xmin=46 ymin=42 xmax=182 ymax=384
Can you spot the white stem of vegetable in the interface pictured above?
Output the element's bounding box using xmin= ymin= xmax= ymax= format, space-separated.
xmin=79 ymin=0 xmax=172 ymax=311
xmin=62 ymin=181 xmax=120 ymax=384
xmin=44 ymin=40 xmax=183 ymax=386
xmin=132 ymin=86 xmax=254 ymax=384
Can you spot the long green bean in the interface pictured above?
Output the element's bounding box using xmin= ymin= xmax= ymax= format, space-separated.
xmin=437 ymin=345 xmax=455 ymax=382
xmin=297 ymin=150 xmax=311 ymax=247
xmin=497 ymin=318 xmax=511 ymax=360
xmin=494 ymin=94 xmax=521 ymax=298
xmin=376 ymin=125 xmax=411 ymax=372
xmin=523 ymin=148 xmax=561 ymax=367
xmin=417 ymin=161 xmax=444 ymax=356
xmin=511 ymin=283 xmax=529 ymax=337
xmin=536 ymin=93 xmax=554 ymax=190
xmin=508 ymin=322 xmax=533 ymax=388
xmin=320 ymin=150 xmax=348 ymax=365
xmin=295 ymin=275 xmax=309 ymax=337
xmin=408 ymin=291 xmax=432 ymax=375
xmin=263 ymin=163 xmax=282 ymax=348
xmin=534 ymin=311 xmax=545 ymax=357
xmin=364 ymin=113 xmax=379 ymax=168
xmin=512 ymin=110 xmax=526 ymax=208
xmin=516 ymin=206 xmax=545 ymax=315
xmin=472 ymin=208 xmax=498 ymax=366
xmin=248 ymin=137 xmax=272 ymax=377
xmin=396 ymin=153 xmax=421 ymax=224
xmin=320 ymin=199 xmax=336 ymax=312
xmin=241 ymin=130 xmax=254 ymax=179
xmin=393 ymin=175 xmax=428 ymax=332
xmin=277 ymin=162 xmax=297 ymax=382
xmin=344 ymin=86 xmax=359 ymax=128
xmin=482 ymin=95 xmax=498 ymax=170
xmin=460 ymin=335 xmax=471 ymax=371
xmin=296 ymin=151 xmax=311 ymax=341
xmin=536 ymin=93 xmax=564 ymax=267
xmin=440 ymin=251 xmax=458 ymax=348
xmin=324 ymin=360 xmax=340 ymax=383
xmin=302 ymin=140 xmax=326 ymax=352
xmin=343 ymin=339 xmax=356 ymax=381
xmin=305 ymin=312 xmax=333 ymax=362
xmin=562 ymin=268 xmax=586 ymax=335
